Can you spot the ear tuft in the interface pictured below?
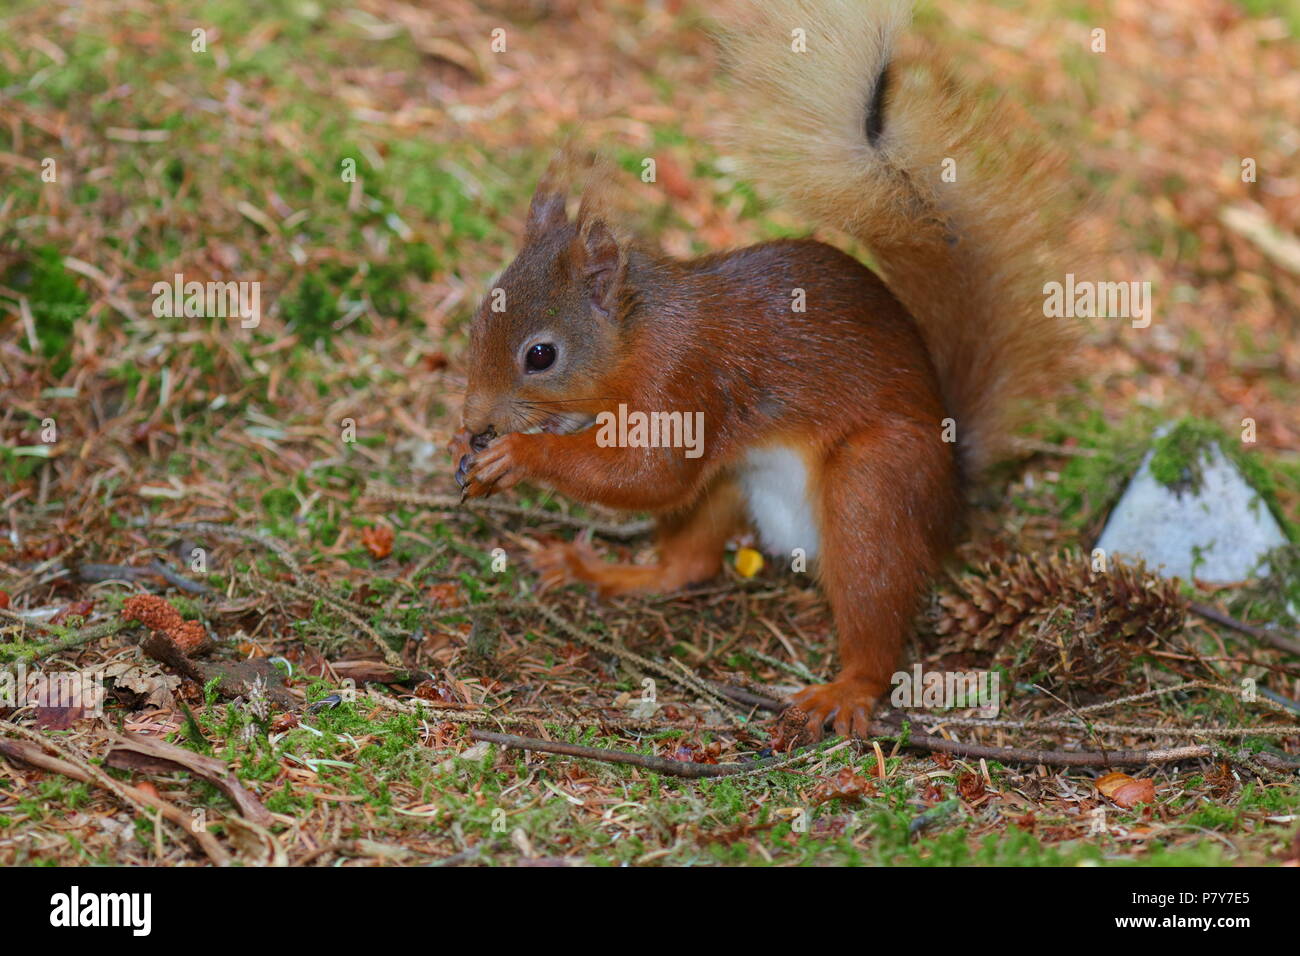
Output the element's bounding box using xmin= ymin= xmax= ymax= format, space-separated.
xmin=523 ymin=149 xmax=597 ymax=240
xmin=524 ymin=186 xmax=567 ymax=239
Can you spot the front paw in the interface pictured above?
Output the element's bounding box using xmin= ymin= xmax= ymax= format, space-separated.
xmin=459 ymin=433 xmax=529 ymax=499
xmin=786 ymin=676 xmax=881 ymax=743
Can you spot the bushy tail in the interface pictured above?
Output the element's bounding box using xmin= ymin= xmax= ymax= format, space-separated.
xmin=719 ymin=0 xmax=1078 ymax=474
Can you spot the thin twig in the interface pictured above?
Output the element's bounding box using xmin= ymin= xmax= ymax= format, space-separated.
xmin=0 ymin=609 xmax=126 ymax=662
xmin=1191 ymin=602 xmax=1300 ymax=657
xmin=470 ymin=728 xmax=833 ymax=778
xmin=866 ymin=719 xmax=1295 ymax=772
xmin=532 ymin=602 xmax=738 ymax=717
xmin=74 ymin=560 xmax=215 ymax=595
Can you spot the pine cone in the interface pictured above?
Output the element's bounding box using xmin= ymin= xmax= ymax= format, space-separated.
xmin=121 ymin=594 xmax=210 ymax=655
xmin=933 ymin=553 xmax=1185 ymax=691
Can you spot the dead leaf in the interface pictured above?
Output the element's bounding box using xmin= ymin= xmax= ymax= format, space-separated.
xmin=957 ymin=772 xmax=987 ymax=803
xmin=1096 ymin=771 xmax=1156 ymax=808
xmin=31 ymin=705 xmax=86 ymax=730
xmin=426 ymin=581 xmax=461 ymax=608
xmin=50 ymin=599 xmax=94 ymax=625
xmin=225 ymin=815 xmax=286 ymax=866
xmin=656 ymin=155 xmax=693 ymax=201
xmin=361 ymin=524 xmax=394 ymax=559
xmin=414 ymin=680 xmax=457 ymax=702
xmin=111 ymin=664 xmax=180 ymax=711
xmin=331 ymin=659 xmax=407 ymax=684
xmin=810 ymin=767 xmax=878 ymax=805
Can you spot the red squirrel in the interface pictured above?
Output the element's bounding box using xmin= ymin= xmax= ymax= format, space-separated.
xmin=449 ymin=0 xmax=1076 ymax=741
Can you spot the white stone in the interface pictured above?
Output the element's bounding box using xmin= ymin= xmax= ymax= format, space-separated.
xmin=1095 ymin=440 xmax=1287 ymax=584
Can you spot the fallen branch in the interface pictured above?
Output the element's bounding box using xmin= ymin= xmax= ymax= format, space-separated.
xmin=0 ymin=720 xmax=230 ymax=865
xmin=473 ymin=718 xmax=1298 ymax=778
xmin=104 ymin=730 xmax=273 ymax=826
xmin=139 ymin=632 xmax=294 ymax=709
xmin=710 ymin=682 xmax=783 ymax=712
xmin=869 ymin=721 xmax=1203 ymax=768
xmin=1260 ymin=687 xmax=1300 ymax=714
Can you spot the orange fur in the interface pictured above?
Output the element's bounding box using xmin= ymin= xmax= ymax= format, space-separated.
xmin=532 ymin=476 xmax=746 ymax=597
xmin=453 ymin=0 xmax=1076 ymax=743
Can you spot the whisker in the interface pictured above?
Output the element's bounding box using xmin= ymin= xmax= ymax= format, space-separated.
xmin=518 ymin=396 xmax=617 ymax=407
xmin=515 ymin=408 xmax=549 ymax=432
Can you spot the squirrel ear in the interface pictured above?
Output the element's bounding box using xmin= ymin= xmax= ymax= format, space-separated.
xmin=577 ymin=218 xmax=626 ymax=319
xmin=524 ymin=186 xmax=567 ymax=239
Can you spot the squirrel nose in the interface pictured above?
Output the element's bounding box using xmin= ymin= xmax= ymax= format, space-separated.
xmin=461 ymin=393 xmax=494 ymax=435
xmin=460 ymin=401 xmax=497 ymax=444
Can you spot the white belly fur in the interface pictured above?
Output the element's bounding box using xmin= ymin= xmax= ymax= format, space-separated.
xmin=737 ymin=444 xmax=820 ymax=560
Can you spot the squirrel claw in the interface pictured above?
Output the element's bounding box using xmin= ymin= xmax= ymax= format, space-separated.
xmin=457 ymin=432 xmax=524 ymax=499
xmin=452 ymin=428 xmax=500 ymax=499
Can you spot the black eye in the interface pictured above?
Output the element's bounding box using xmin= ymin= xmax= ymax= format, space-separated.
xmin=525 ymin=342 xmax=557 ymax=372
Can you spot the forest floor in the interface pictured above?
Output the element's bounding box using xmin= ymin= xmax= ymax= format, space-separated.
xmin=1 ymin=0 xmax=1298 ymax=866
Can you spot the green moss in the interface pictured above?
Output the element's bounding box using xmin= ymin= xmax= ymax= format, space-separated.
xmin=281 ymin=272 xmax=340 ymax=345
xmin=2 ymin=247 xmax=89 ymax=378
xmin=1186 ymin=803 xmax=1238 ymax=830
xmin=1015 ymin=409 xmax=1153 ymax=533
xmin=1148 ymin=418 xmax=1224 ymax=493
xmin=1147 ymin=417 xmax=1291 ymax=537
xmin=261 ymin=487 xmax=299 ymax=520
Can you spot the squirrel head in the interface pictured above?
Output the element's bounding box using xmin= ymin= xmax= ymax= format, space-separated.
xmin=460 ymin=167 xmax=631 ymax=442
